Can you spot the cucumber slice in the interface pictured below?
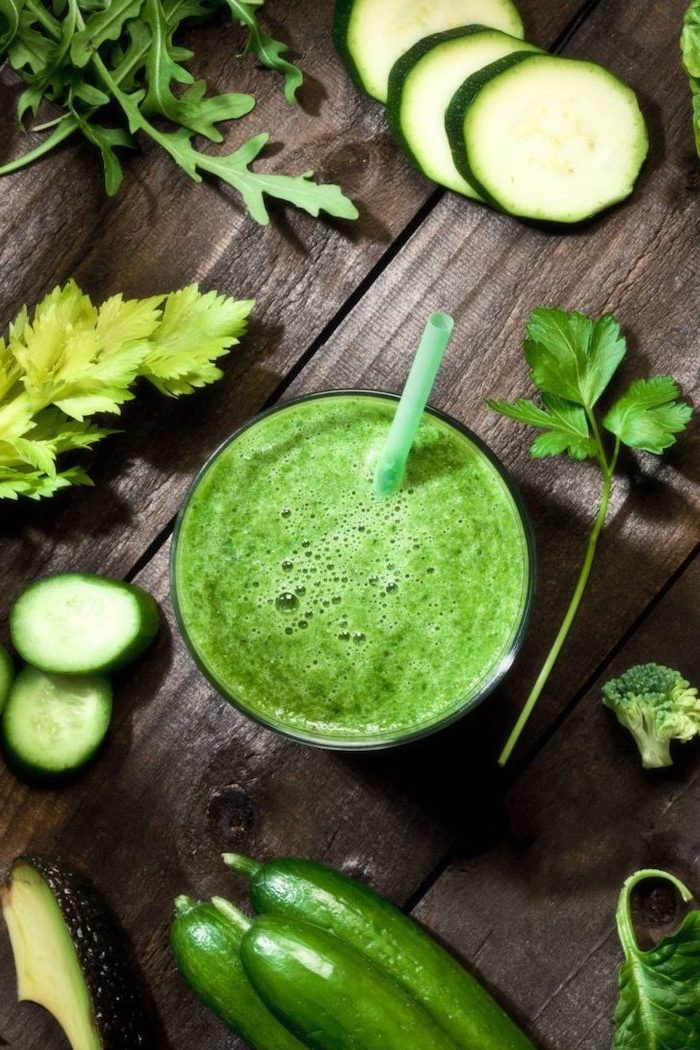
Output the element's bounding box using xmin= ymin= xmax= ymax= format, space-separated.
xmin=446 ymin=52 xmax=649 ymax=223
xmin=334 ymin=0 xmax=524 ymax=103
xmin=387 ymin=26 xmax=539 ymax=197
xmin=10 ymin=573 xmax=159 ymax=675
xmin=1 ymin=667 xmax=112 ymax=779
xmin=0 ymin=644 xmax=13 ymax=714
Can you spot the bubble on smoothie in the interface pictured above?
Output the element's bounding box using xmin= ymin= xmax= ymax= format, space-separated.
xmin=276 ymin=592 xmax=299 ymax=611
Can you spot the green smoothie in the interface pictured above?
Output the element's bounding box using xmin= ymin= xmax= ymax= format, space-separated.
xmin=172 ymin=393 xmax=533 ymax=746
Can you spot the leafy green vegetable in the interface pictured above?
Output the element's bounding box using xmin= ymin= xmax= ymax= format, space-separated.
xmin=682 ymin=0 xmax=700 ymax=156
xmin=488 ymin=308 xmax=692 ymax=765
xmin=0 ymin=281 xmax=254 ymax=499
xmin=614 ymin=868 xmax=700 ymax=1049
xmin=603 ymin=664 xmax=700 ymax=768
xmin=0 ymin=0 xmax=357 ymax=224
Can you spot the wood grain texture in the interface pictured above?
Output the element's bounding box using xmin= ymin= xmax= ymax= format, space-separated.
xmin=414 ymin=551 xmax=700 ymax=1049
xmin=0 ymin=0 xmax=590 ymax=601
xmin=0 ymin=0 xmax=698 ymax=1047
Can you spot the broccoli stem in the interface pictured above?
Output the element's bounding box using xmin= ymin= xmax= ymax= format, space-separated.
xmin=498 ymin=435 xmax=620 ymax=766
xmin=630 ymin=728 xmax=674 ymax=770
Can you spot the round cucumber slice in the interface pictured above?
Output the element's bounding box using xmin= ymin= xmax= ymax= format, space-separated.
xmin=10 ymin=573 xmax=159 ymax=675
xmin=1 ymin=667 xmax=113 ymax=779
xmin=387 ymin=26 xmax=540 ymax=197
xmin=446 ymin=52 xmax=649 ymax=223
xmin=0 ymin=644 xmax=13 ymax=714
xmin=334 ymin=0 xmax=525 ymax=103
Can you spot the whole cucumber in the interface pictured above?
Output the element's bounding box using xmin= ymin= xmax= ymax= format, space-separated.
xmin=241 ymin=913 xmax=459 ymax=1050
xmin=226 ymin=854 xmax=534 ymax=1050
xmin=170 ymin=896 xmax=304 ymax=1050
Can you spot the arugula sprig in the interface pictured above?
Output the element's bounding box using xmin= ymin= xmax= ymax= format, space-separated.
xmin=682 ymin=0 xmax=700 ymax=157
xmin=489 ymin=308 xmax=692 ymax=765
xmin=0 ymin=0 xmax=357 ymax=224
xmin=0 ymin=280 xmax=254 ymax=499
xmin=614 ymin=869 xmax=700 ymax=1048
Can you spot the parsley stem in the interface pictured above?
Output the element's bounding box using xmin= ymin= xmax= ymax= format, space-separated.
xmin=616 ymin=869 xmax=693 ymax=959
xmin=498 ymin=457 xmax=615 ymax=766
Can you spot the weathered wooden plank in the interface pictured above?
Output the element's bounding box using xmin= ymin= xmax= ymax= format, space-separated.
xmin=0 ymin=0 xmax=592 ymax=597
xmin=413 ymin=550 xmax=700 ymax=1049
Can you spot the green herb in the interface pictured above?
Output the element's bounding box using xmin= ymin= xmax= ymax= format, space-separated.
xmin=682 ymin=0 xmax=700 ymax=157
xmin=603 ymin=663 xmax=700 ymax=768
xmin=614 ymin=868 xmax=700 ymax=1048
xmin=0 ymin=0 xmax=358 ymax=224
xmin=0 ymin=281 xmax=254 ymax=499
xmin=489 ymin=308 xmax=692 ymax=765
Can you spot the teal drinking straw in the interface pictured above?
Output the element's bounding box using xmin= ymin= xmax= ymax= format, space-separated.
xmin=373 ymin=312 xmax=454 ymax=497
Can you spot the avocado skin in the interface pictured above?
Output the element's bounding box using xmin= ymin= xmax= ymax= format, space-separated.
xmin=10 ymin=857 xmax=153 ymax=1048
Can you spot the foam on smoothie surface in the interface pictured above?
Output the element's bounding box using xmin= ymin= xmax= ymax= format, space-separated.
xmin=174 ymin=395 xmax=530 ymax=742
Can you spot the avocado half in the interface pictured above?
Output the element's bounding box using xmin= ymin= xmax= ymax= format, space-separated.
xmin=1 ymin=856 xmax=152 ymax=1048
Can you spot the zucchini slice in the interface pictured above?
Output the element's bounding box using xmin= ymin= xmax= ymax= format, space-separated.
xmin=334 ymin=0 xmax=524 ymax=103
xmin=10 ymin=572 xmax=159 ymax=675
xmin=387 ymin=26 xmax=539 ymax=197
xmin=446 ymin=52 xmax=649 ymax=222
xmin=1 ymin=857 xmax=152 ymax=1049
xmin=1 ymin=667 xmax=112 ymax=779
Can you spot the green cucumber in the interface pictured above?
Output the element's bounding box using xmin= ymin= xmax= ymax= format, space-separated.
xmin=240 ymin=912 xmax=459 ymax=1049
xmin=387 ymin=26 xmax=539 ymax=198
xmin=170 ymin=897 xmax=304 ymax=1050
xmin=334 ymin=0 xmax=524 ymax=103
xmin=226 ymin=854 xmax=534 ymax=1050
xmin=1 ymin=667 xmax=112 ymax=779
xmin=445 ymin=52 xmax=649 ymax=223
xmin=10 ymin=572 xmax=160 ymax=675
xmin=0 ymin=643 xmax=13 ymax=713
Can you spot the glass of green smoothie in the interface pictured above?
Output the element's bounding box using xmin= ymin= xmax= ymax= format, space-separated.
xmin=171 ymin=391 xmax=536 ymax=749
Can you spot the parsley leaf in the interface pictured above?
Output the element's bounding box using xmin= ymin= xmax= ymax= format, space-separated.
xmin=0 ymin=281 xmax=254 ymax=499
xmin=524 ymin=307 xmax=627 ymax=408
xmin=489 ymin=307 xmax=691 ymax=765
xmin=487 ymin=394 xmax=596 ymax=460
xmin=604 ymin=377 xmax=693 ymax=454
xmin=614 ymin=869 xmax=700 ymax=1049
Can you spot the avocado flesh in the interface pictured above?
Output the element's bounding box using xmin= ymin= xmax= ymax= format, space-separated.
xmin=2 ymin=863 xmax=100 ymax=1049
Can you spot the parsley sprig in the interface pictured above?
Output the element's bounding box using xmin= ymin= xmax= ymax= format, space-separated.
xmin=0 ymin=280 xmax=254 ymax=499
xmin=0 ymin=0 xmax=358 ymax=224
xmin=489 ymin=308 xmax=692 ymax=765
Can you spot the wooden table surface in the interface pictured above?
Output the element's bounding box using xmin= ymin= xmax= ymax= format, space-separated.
xmin=1 ymin=0 xmax=699 ymax=1047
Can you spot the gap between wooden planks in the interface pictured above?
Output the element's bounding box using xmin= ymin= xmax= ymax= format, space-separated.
xmin=1 ymin=0 xmax=699 ymax=1047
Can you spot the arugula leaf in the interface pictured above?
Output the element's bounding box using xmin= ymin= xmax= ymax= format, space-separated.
xmin=71 ymin=0 xmax=145 ymax=67
xmin=178 ymin=132 xmax=359 ymax=224
xmin=489 ymin=308 xmax=692 ymax=766
xmin=682 ymin=0 xmax=700 ymax=156
xmin=0 ymin=281 xmax=255 ymax=498
xmin=614 ymin=869 xmax=700 ymax=1049
xmin=224 ymin=0 xmax=303 ymax=104
xmin=487 ymin=394 xmax=596 ymax=460
xmin=604 ymin=377 xmax=693 ymax=454
xmin=0 ymin=0 xmax=24 ymax=52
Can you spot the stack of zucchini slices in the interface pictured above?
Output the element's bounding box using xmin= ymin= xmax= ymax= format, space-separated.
xmin=334 ymin=0 xmax=649 ymax=223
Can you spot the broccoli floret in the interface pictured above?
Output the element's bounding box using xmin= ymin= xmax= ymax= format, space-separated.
xmin=602 ymin=663 xmax=700 ymax=769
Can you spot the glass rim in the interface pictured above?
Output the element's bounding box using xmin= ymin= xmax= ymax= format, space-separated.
xmin=170 ymin=389 xmax=537 ymax=751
